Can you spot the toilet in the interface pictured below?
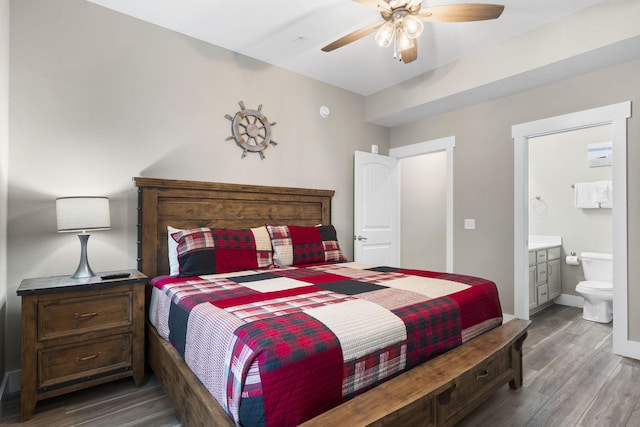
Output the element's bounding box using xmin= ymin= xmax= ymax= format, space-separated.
xmin=575 ymin=252 xmax=613 ymax=323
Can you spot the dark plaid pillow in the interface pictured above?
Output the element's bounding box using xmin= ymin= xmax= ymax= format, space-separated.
xmin=266 ymin=224 xmax=346 ymax=266
xmin=171 ymin=226 xmax=273 ymax=277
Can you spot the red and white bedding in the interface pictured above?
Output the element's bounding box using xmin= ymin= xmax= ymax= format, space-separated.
xmin=148 ymin=262 xmax=502 ymax=427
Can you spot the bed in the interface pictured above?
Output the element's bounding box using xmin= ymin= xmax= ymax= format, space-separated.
xmin=135 ymin=177 xmax=529 ymax=427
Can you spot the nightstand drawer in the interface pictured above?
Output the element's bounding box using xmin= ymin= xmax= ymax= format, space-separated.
xmin=38 ymin=334 xmax=132 ymax=389
xmin=39 ymin=292 xmax=132 ymax=340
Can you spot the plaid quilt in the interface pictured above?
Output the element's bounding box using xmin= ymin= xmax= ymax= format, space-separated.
xmin=149 ymin=262 xmax=502 ymax=427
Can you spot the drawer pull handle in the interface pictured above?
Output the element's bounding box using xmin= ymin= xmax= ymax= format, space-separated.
xmin=74 ymin=311 xmax=101 ymax=319
xmin=476 ymin=369 xmax=489 ymax=380
xmin=76 ymin=352 xmax=101 ymax=362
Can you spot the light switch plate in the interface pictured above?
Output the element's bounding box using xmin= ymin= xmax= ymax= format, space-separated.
xmin=464 ymin=219 xmax=476 ymax=230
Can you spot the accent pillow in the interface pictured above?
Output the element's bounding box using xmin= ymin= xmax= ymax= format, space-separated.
xmin=167 ymin=226 xmax=183 ymax=276
xmin=266 ymin=224 xmax=346 ymax=266
xmin=171 ymin=226 xmax=273 ymax=277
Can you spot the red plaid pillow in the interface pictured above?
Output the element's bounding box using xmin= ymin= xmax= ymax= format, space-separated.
xmin=266 ymin=224 xmax=346 ymax=266
xmin=171 ymin=226 xmax=273 ymax=277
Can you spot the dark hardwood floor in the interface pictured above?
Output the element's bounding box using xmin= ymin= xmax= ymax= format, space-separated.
xmin=460 ymin=305 xmax=640 ymax=427
xmin=2 ymin=304 xmax=638 ymax=426
xmin=0 ymin=375 xmax=180 ymax=427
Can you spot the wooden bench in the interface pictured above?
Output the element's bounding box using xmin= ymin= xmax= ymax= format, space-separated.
xmin=301 ymin=318 xmax=530 ymax=427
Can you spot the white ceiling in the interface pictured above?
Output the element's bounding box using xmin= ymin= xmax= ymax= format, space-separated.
xmin=87 ymin=0 xmax=605 ymax=96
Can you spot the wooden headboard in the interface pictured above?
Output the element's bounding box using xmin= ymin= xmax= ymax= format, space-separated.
xmin=134 ymin=177 xmax=335 ymax=278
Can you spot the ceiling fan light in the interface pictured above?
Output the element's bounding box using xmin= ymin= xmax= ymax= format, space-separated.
xmin=403 ymin=15 xmax=423 ymax=39
xmin=396 ymin=27 xmax=414 ymax=51
xmin=375 ymin=20 xmax=395 ymax=47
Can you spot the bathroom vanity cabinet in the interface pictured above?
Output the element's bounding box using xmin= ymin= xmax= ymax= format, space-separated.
xmin=529 ymin=246 xmax=561 ymax=313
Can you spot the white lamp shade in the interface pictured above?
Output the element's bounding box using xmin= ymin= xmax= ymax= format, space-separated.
xmin=396 ymin=27 xmax=415 ymax=51
xmin=56 ymin=197 xmax=111 ymax=233
xmin=403 ymin=15 xmax=424 ymax=39
xmin=375 ymin=20 xmax=395 ymax=47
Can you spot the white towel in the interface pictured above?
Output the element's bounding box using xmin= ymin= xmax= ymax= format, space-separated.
xmin=597 ymin=180 xmax=613 ymax=208
xmin=574 ymin=182 xmax=599 ymax=208
xmin=574 ymin=181 xmax=612 ymax=208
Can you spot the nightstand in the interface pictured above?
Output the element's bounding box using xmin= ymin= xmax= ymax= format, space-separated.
xmin=16 ymin=269 xmax=147 ymax=421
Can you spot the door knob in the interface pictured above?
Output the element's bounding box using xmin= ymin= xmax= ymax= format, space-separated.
xmin=355 ymin=235 xmax=368 ymax=241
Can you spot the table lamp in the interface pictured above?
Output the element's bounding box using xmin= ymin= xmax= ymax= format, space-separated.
xmin=56 ymin=196 xmax=111 ymax=278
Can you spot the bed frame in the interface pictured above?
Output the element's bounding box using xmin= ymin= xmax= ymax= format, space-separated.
xmin=135 ymin=177 xmax=530 ymax=427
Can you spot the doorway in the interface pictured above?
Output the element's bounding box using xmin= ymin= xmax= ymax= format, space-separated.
xmin=390 ymin=136 xmax=455 ymax=272
xmin=400 ymin=151 xmax=447 ymax=272
xmin=512 ymin=101 xmax=631 ymax=357
xmin=529 ymin=126 xmax=612 ymax=312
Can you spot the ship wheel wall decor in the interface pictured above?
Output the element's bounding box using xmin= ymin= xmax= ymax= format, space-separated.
xmin=225 ymin=101 xmax=278 ymax=159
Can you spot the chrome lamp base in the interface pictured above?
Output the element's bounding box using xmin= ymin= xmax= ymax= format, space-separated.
xmin=71 ymin=234 xmax=96 ymax=278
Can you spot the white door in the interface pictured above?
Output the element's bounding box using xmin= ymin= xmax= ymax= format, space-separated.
xmin=353 ymin=151 xmax=400 ymax=266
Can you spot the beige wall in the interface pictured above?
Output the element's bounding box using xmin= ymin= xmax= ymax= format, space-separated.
xmin=6 ymin=0 xmax=640 ymax=377
xmin=0 ymin=0 xmax=9 ymax=380
xmin=389 ymin=58 xmax=640 ymax=341
xmin=529 ymin=126 xmax=612 ymax=297
xmin=5 ymin=0 xmax=389 ymax=371
xmin=400 ymin=152 xmax=446 ymax=271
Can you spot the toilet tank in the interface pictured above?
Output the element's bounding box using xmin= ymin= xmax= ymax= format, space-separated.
xmin=581 ymin=252 xmax=613 ymax=282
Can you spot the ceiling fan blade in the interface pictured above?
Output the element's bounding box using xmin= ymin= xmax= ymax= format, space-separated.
xmin=321 ymin=21 xmax=383 ymax=52
xmin=418 ymin=4 xmax=505 ymax=22
xmin=352 ymin=0 xmax=392 ymax=13
xmin=400 ymin=42 xmax=418 ymax=64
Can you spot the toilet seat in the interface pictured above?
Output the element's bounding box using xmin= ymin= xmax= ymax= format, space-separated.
xmin=576 ymin=280 xmax=612 ymax=297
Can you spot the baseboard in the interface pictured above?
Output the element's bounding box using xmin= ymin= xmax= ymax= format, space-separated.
xmin=0 ymin=369 xmax=19 ymax=420
xmin=553 ymin=293 xmax=584 ymax=308
xmin=1 ymin=369 xmax=20 ymax=396
xmin=502 ymin=313 xmax=515 ymax=323
xmin=624 ymin=340 xmax=640 ymax=360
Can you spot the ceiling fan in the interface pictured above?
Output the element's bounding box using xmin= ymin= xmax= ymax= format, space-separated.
xmin=322 ymin=1 xmax=505 ymax=64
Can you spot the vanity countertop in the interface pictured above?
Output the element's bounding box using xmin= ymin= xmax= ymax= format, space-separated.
xmin=529 ymin=235 xmax=562 ymax=251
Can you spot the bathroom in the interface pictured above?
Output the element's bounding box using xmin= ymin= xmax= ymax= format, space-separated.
xmin=528 ymin=124 xmax=613 ymax=321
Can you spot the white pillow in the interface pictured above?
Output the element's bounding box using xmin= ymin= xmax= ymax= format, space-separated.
xmin=167 ymin=226 xmax=182 ymax=276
